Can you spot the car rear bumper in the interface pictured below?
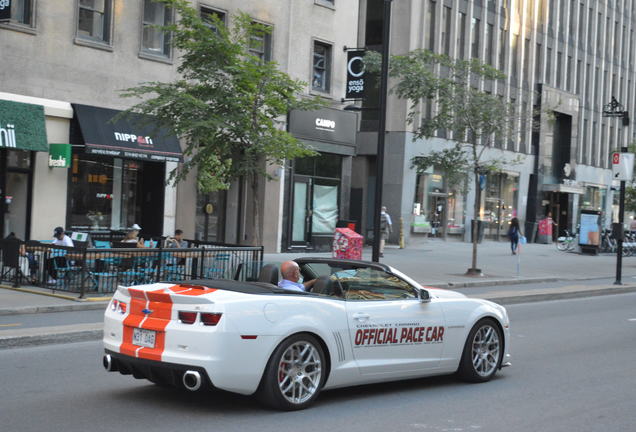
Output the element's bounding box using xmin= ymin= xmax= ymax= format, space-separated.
xmin=104 ymin=349 xmax=214 ymax=390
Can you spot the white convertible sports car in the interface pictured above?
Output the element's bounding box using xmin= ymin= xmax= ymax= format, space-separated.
xmin=103 ymin=258 xmax=511 ymax=410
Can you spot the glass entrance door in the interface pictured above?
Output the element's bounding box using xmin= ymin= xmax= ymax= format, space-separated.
xmin=2 ymin=172 xmax=29 ymax=239
xmin=291 ymin=178 xmax=311 ymax=246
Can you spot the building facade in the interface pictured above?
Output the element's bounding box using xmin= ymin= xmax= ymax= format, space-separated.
xmin=1 ymin=0 xmax=359 ymax=252
xmin=354 ymin=0 xmax=636 ymax=244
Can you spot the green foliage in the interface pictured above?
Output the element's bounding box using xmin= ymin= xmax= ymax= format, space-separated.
xmin=121 ymin=0 xmax=323 ymax=193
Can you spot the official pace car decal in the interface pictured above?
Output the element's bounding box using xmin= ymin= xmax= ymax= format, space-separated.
xmin=354 ymin=322 xmax=445 ymax=347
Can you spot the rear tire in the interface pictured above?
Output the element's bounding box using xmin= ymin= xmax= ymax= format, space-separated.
xmin=556 ymin=240 xmax=568 ymax=251
xmin=457 ymin=318 xmax=503 ymax=383
xmin=256 ymin=333 xmax=326 ymax=411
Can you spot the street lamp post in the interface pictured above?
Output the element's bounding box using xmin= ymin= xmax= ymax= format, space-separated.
xmin=602 ymin=97 xmax=630 ymax=285
xmin=371 ymin=0 xmax=392 ymax=263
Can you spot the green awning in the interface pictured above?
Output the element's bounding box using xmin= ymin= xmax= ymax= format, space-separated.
xmin=0 ymin=99 xmax=48 ymax=152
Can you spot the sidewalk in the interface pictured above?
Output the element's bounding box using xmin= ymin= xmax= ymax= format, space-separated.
xmin=2 ymin=238 xmax=636 ymax=348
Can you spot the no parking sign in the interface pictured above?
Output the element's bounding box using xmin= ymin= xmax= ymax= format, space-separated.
xmin=611 ymin=152 xmax=634 ymax=181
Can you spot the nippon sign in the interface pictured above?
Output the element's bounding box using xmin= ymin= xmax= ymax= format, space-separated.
xmin=0 ymin=122 xmax=17 ymax=148
xmin=0 ymin=0 xmax=11 ymax=22
xmin=345 ymin=49 xmax=366 ymax=100
xmin=611 ymin=152 xmax=634 ymax=181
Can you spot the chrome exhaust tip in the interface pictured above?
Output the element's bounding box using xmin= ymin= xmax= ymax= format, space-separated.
xmin=182 ymin=370 xmax=202 ymax=391
xmin=103 ymin=354 xmax=117 ymax=372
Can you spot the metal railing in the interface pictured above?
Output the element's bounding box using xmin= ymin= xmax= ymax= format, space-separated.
xmin=0 ymin=239 xmax=264 ymax=298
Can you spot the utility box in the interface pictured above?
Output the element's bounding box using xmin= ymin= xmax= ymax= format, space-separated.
xmin=332 ymin=228 xmax=363 ymax=260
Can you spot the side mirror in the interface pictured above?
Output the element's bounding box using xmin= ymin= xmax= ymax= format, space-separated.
xmin=419 ymin=289 xmax=431 ymax=303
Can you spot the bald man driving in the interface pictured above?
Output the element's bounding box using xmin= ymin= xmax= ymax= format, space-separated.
xmin=278 ymin=260 xmax=316 ymax=292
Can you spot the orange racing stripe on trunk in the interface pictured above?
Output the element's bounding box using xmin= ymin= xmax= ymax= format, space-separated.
xmin=120 ymin=288 xmax=148 ymax=357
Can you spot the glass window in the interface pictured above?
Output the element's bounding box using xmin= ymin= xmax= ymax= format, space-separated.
xmin=6 ymin=150 xmax=31 ymax=169
xmin=249 ymin=23 xmax=272 ymax=62
xmin=312 ymin=41 xmax=331 ymax=92
xmin=471 ymin=17 xmax=480 ymax=59
xmin=142 ymin=0 xmax=173 ymax=58
xmin=334 ymin=267 xmax=418 ymax=301
xmin=457 ymin=12 xmax=467 ymax=59
xmin=4 ymin=0 xmax=34 ymax=27
xmin=441 ymin=6 xmax=451 ymax=55
xmin=426 ymin=0 xmax=436 ymax=51
xmin=295 ymin=153 xmax=341 ymax=178
xmin=78 ymin=0 xmax=111 ymax=43
xmin=195 ymin=190 xmax=224 ymax=241
xmin=200 ymin=7 xmax=225 ymax=32
xmin=485 ymin=23 xmax=494 ymax=65
xmin=69 ymin=153 xmax=114 ymax=231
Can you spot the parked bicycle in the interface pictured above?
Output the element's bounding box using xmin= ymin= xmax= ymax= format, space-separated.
xmin=556 ymin=229 xmax=577 ymax=251
xmin=600 ymin=229 xmax=617 ymax=253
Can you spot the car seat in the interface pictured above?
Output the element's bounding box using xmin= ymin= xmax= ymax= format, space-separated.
xmin=258 ymin=264 xmax=279 ymax=285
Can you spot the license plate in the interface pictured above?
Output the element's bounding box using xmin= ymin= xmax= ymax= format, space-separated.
xmin=132 ymin=328 xmax=156 ymax=348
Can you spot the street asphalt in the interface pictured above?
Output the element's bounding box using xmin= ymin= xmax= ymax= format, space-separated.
xmin=2 ymin=293 xmax=635 ymax=431
xmin=2 ymin=238 xmax=636 ymax=349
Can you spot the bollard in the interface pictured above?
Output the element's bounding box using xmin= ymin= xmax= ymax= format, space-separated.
xmin=399 ymin=217 xmax=405 ymax=249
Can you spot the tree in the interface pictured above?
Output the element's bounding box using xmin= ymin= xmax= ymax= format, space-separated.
xmin=370 ymin=50 xmax=527 ymax=275
xmin=121 ymin=0 xmax=322 ymax=246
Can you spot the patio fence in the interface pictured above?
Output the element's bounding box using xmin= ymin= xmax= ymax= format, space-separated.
xmin=0 ymin=239 xmax=263 ymax=298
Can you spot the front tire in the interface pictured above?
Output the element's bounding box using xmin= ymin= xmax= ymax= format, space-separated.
xmin=457 ymin=318 xmax=503 ymax=383
xmin=257 ymin=333 xmax=326 ymax=410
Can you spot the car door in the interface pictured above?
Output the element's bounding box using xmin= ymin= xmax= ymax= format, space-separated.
xmin=337 ymin=267 xmax=446 ymax=376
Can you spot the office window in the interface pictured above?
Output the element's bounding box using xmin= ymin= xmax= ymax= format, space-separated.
xmin=586 ymin=8 xmax=592 ymax=49
xmin=77 ymin=0 xmax=112 ymax=43
xmin=556 ymin=51 xmax=562 ymax=88
xmin=578 ymin=3 xmax=584 ymax=46
xmin=312 ymin=41 xmax=332 ymax=93
xmin=499 ymin=27 xmax=507 ymax=70
xmin=569 ymin=0 xmax=575 ymax=36
xmin=426 ymin=0 xmax=436 ymax=51
xmin=546 ymin=47 xmax=552 ymax=84
xmin=535 ymin=42 xmax=543 ymax=83
xmin=457 ymin=12 xmax=467 ymax=59
xmin=200 ymin=7 xmax=225 ymax=32
xmin=566 ymin=56 xmax=573 ymax=91
xmin=511 ymin=35 xmax=519 ymax=80
xmin=4 ymin=0 xmax=34 ymax=26
xmin=141 ymin=0 xmax=173 ymax=58
xmin=485 ymin=23 xmax=494 ymax=65
xmin=249 ymin=23 xmax=272 ymax=62
xmin=471 ymin=17 xmax=480 ymax=59
xmin=442 ymin=6 xmax=451 ymax=55
xmin=522 ymin=39 xmax=530 ymax=86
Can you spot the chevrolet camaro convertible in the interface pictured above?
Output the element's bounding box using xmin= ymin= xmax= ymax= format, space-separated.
xmin=103 ymin=258 xmax=511 ymax=410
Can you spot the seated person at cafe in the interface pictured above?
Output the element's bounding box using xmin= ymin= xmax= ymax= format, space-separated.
xmin=166 ymin=229 xmax=188 ymax=248
xmin=122 ymin=224 xmax=153 ymax=248
xmin=52 ymin=227 xmax=74 ymax=247
xmin=278 ymin=260 xmax=316 ymax=292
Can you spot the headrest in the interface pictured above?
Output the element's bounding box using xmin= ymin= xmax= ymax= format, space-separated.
xmin=258 ymin=264 xmax=279 ymax=285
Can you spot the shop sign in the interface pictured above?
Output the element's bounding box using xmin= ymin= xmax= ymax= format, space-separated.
xmin=49 ymin=143 xmax=71 ymax=168
xmin=611 ymin=152 xmax=634 ymax=181
xmin=289 ymin=107 xmax=357 ymax=146
xmin=345 ymin=49 xmax=366 ymax=100
xmin=0 ymin=99 xmax=48 ymax=151
xmin=0 ymin=0 xmax=11 ymax=22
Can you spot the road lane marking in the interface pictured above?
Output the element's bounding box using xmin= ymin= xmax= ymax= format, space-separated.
xmin=628 ymin=318 xmax=636 ymax=322
xmin=0 ymin=323 xmax=21 ymax=327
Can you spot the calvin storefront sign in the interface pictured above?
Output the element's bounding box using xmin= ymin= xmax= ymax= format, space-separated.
xmin=0 ymin=123 xmax=17 ymax=148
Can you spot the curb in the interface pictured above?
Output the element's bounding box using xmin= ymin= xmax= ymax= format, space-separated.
xmin=0 ymin=284 xmax=112 ymax=303
xmin=0 ymin=329 xmax=103 ymax=349
xmin=482 ymin=285 xmax=636 ymax=305
xmin=0 ymin=303 xmax=108 ymax=316
xmin=428 ymin=277 xmax=561 ymax=289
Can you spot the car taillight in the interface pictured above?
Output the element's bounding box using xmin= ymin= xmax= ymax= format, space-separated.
xmin=179 ymin=311 xmax=197 ymax=324
xmin=201 ymin=313 xmax=222 ymax=326
xmin=111 ymin=300 xmax=126 ymax=314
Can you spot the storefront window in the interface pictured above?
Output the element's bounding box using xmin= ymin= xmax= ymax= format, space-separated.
xmin=579 ymin=186 xmax=606 ymax=227
xmin=481 ymin=173 xmax=519 ymax=238
xmin=7 ymin=150 xmax=31 ymax=169
xmin=68 ymin=153 xmax=164 ymax=233
xmin=412 ymin=169 xmax=466 ymax=236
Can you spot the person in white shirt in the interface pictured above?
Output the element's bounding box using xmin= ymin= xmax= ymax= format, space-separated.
xmin=52 ymin=227 xmax=74 ymax=247
xmin=380 ymin=206 xmax=393 ymax=257
xmin=277 ymin=261 xmax=316 ymax=292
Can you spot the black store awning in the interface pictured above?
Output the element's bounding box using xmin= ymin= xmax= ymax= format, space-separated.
xmin=72 ymin=104 xmax=183 ymax=162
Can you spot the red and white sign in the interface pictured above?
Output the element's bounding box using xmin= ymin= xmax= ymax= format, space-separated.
xmin=611 ymin=152 xmax=634 ymax=181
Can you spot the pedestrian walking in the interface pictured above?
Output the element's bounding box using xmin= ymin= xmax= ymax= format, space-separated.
xmin=508 ymin=218 xmax=522 ymax=255
xmin=380 ymin=206 xmax=393 ymax=257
